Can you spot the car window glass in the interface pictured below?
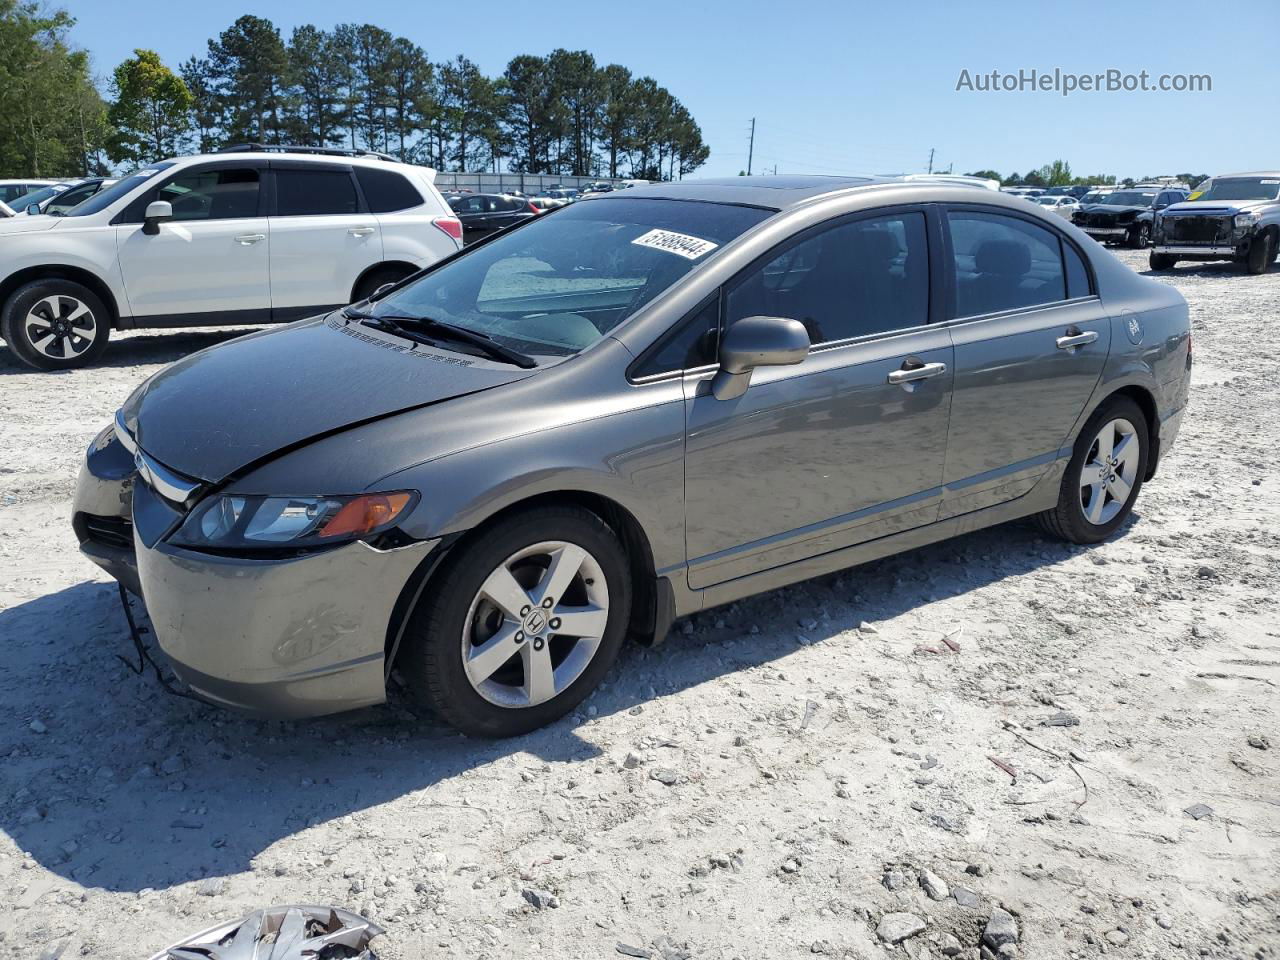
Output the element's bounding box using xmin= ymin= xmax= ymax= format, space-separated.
xmin=632 ymin=296 xmax=720 ymax=378
xmin=354 ymin=167 xmax=423 ymax=213
xmin=726 ymin=211 xmax=929 ymax=344
xmin=46 ymin=183 xmax=96 ymax=215
xmin=274 ymin=169 xmax=358 ymax=216
xmin=948 ymin=211 xmax=1067 ymax=317
xmin=1064 ymin=241 xmax=1091 ymax=299
xmin=157 ymin=168 xmax=260 ymax=221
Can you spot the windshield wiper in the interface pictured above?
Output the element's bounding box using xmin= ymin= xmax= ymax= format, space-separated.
xmin=342 ymin=308 xmax=538 ymax=369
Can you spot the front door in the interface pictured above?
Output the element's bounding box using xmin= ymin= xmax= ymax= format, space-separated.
xmin=115 ymin=164 xmax=270 ymax=322
xmin=267 ymin=163 xmax=383 ymax=318
xmin=683 ymin=208 xmax=954 ymax=589
xmin=939 ymin=207 xmax=1112 ymax=517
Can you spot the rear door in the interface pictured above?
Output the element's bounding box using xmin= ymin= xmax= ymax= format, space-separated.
xmin=938 ymin=206 xmax=1111 ymax=518
xmin=682 ymin=207 xmax=954 ymax=588
xmin=266 ymin=162 xmax=383 ymax=319
xmin=114 ymin=162 xmax=271 ymax=321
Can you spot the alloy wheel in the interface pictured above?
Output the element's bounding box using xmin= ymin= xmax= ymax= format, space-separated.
xmin=24 ymin=295 xmax=97 ymax=360
xmin=1080 ymin=417 xmax=1140 ymax=525
xmin=460 ymin=540 xmax=609 ymax=708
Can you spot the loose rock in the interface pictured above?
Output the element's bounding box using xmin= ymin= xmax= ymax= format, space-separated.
xmin=876 ymin=912 xmax=926 ymax=944
xmin=983 ymin=909 xmax=1019 ymax=950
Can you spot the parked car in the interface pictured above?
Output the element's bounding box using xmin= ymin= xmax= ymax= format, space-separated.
xmin=1071 ymin=186 xmax=1188 ymax=248
xmin=1045 ymin=185 xmax=1091 ymax=200
xmin=0 ymin=145 xmax=461 ymax=370
xmin=529 ymin=196 xmax=568 ymax=212
xmin=11 ymin=177 xmax=117 ymax=217
xmin=1079 ymin=187 xmax=1115 ymax=206
xmin=1033 ymin=195 xmax=1079 ymax=218
xmin=75 ymin=175 xmax=1190 ymax=736
xmin=0 ymin=178 xmax=58 ymax=206
xmin=448 ymin=192 xmax=538 ymax=243
xmin=1150 ymin=172 xmax=1280 ymax=274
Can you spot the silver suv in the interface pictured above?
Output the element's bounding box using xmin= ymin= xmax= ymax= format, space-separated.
xmin=75 ymin=175 xmax=1191 ymax=737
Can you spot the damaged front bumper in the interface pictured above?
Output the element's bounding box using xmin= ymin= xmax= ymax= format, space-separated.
xmin=72 ymin=425 xmax=437 ymax=718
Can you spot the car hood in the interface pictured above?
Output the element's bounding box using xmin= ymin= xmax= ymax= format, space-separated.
xmin=1077 ymin=204 xmax=1147 ymax=215
xmin=1161 ymin=198 xmax=1275 ymax=216
xmin=121 ymin=313 xmax=536 ymax=483
xmin=0 ymin=213 xmax=61 ymax=234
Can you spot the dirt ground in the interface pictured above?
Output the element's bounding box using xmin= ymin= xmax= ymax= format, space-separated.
xmin=1 ymin=249 xmax=1277 ymax=960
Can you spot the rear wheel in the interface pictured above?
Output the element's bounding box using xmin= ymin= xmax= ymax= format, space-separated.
xmin=1245 ymin=231 xmax=1275 ymax=275
xmin=1036 ymin=396 xmax=1149 ymax=545
xmin=1 ymin=279 xmax=110 ymax=370
xmin=1149 ymin=253 xmax=1177 ymax=271
xmin=1128 ymin=223 xmax=1151 ymax=249
xmin=400 ymin=505 xmax=632 ymax=737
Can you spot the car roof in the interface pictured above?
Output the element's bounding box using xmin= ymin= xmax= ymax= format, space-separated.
xmin=604 ymin=174 xmax=1000 ymax=211
xmin=1206 ymin=171 xmax=1280 ymax=179
xmin=161 ymin=151 xmax=435 ymax=174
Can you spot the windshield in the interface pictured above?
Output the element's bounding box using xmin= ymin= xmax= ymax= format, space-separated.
xmin=10 ymin=184 xmax=71 ymax=209
xmin=1101 ymin=191 xmax=1156 ymax=206
xmin=63 ymin=162 xmax=176 ymax=217
xmin=371 ymin=197 xmax=772 ymax=359
xmin=1192 ymin=177 xmax=1280 ymax=202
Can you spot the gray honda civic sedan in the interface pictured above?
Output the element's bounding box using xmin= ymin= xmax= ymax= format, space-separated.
xmin=74 ymin=175 xmax=1191 ymax=737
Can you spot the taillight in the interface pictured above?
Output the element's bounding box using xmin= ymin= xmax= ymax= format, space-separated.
xmin=432 ymin=216 xmax=463 ymax=244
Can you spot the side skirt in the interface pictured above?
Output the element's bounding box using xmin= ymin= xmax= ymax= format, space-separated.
xmin=664 ymin=473 xmax=1062 ymax=624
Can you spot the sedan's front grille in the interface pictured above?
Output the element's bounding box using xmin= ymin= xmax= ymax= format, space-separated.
xmin=79 ymin=513 xmax=134 ymax=551
xmin=1165 ymin=215 xmax=1232 ymax=244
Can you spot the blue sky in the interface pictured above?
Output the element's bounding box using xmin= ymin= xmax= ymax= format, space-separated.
xmin=64 ymin=0 xmax=1279 ymax=181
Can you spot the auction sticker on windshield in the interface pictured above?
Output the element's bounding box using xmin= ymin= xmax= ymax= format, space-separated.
xmin=632 ymin=229 xmax=719 ymax=260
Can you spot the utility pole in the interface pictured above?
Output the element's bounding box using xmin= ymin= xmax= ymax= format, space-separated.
xmin=927 ymin=148 xmax=935 ymax=174
xmin=747 ymin=118 xmax=755 ymax=176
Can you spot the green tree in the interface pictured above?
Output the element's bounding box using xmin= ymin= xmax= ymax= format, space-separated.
xmin=351 ymin=24 xmax=393 ymax=152
xmin=286 ymin=26 xmax=345 ymax=147
xmin=547 ymin=49 xmax=603 ymax=176
xmin=180 ymin=56 xmax=222 ymax=152
xmin=965 ymin=169 xmax=1003 ymax=182
xmin=385 ymin=37 xmax=431 ymax=161
xmin=502 ymin=54 xmax=554 ymax=173
xmin=207 ymin=14 xmax=288 ymax=143
xmin=0 ymin=1 xmax=108 ymax=177
xmin=596 ymin=64 xmax=633 ymax=179
xmin=107 ymin=49 xmax=192 ymax=165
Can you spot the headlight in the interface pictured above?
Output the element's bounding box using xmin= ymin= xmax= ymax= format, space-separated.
xmin=1234 ymin=212 xmax=1258 ymax=228
xmin=170 ymin=491 xmax=416 ymax=551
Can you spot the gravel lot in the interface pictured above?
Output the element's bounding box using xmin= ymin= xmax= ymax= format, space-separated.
xmin=1 ymin=250 xmax=1277 ymax=960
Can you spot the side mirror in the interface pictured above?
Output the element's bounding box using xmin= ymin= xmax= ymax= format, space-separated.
xmin=26 ymin=202 xmax=41 ymax=216
xmin=142 ymin=200 xmax=173 ymax=235
xmin=711 ymin=315 xmax=810 ymax=401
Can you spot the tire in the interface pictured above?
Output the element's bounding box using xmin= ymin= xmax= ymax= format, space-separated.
xmin=400 ymin=505 xmax=632 ymax=737
xmin=1 ymin=279 xmax=110 ymax=371
xmin=1245 ymin=231 xmax=1275 ymax=275
xmin=1036 ymin=396 xmax=1150 ymax=545
xmin=1128 ymin=223 xmax=1151 ymax=250
xmin=351 ymin=265 xmax=415 ymax=304
xmin=1148 ymin=253 xmax=1177 ymax=271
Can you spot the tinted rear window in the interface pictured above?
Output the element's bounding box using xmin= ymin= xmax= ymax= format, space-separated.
xmin=355 ymin=167 xmax=423 ymax=213
xmin=275 ymin=169 xmax=359 ymax=216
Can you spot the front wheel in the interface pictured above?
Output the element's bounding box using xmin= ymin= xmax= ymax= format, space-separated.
xmin=1 ymin=279 xmax=111 ymax=370
xmin=1245 ymin=232 xmax=1275 ymax=275
xmin=1036 ymin=396 xmax=1149 ymax=545
xmin=1129 ymin=223 xmax=1151 ymax=249
xmin=400 ymin=505 xmax=632 ymax=737
xmin=1149 ymin=253 xmax=1177 ymax=271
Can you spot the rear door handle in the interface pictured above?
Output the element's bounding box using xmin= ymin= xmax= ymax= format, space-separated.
xmin=887 ymin=361 xmax=947 ymax=385
xmin=1056 ymin=330 xmax=1099 ymax=352
xmin=234 ymin=233 xmax=265 ymax=245
xmin=348 ymin=226 xmax=376 ymax=237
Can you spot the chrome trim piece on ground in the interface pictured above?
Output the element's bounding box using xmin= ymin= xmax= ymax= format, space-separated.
xmin=1152 ymin=245 xmax=1236 ymax=256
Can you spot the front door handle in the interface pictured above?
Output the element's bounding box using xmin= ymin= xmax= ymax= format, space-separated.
xmin=234 ymin=233 xmax=265 ymax=245
xmin=1056 ymin=328 xmax=1099 ymax=352
xmin=348 ymin=226 xmax=376 ymax=237
xmin=887 ymin=361 xmax=947 ymax=386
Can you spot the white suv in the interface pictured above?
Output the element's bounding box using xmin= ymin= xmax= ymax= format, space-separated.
xmin=0 ymin=146 xmax=463 ymax=370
